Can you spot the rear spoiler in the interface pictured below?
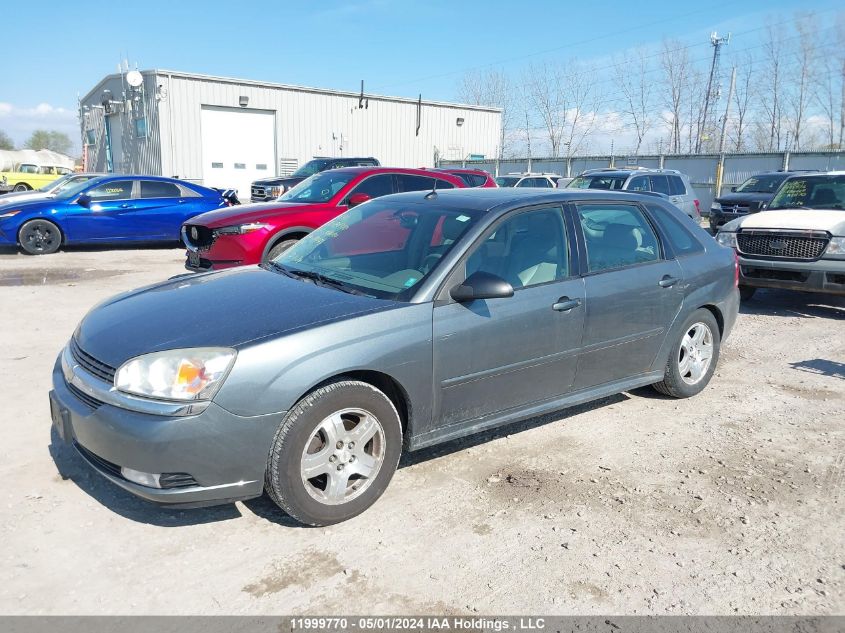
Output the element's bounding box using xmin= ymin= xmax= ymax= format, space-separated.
xmin=213 ymin=188 xmax=240 ymax=205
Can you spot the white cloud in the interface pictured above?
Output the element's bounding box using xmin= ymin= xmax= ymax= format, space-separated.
xmin=0 ymin=102 xmax=79 ymax=154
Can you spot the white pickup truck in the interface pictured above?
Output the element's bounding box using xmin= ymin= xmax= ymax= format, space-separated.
xmin=715 ymin=172 xmax=845 ymax=300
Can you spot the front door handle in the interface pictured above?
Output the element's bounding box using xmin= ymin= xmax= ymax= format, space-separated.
xmin=553 ymin=297 xmax=582 ymax=312
xmin=119 ymin=203 xmax=132 ymax=209
xmin=659 ymin=275 xmax=679 ymax=288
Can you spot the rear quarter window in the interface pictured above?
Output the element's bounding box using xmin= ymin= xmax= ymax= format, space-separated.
xmin=646 ymin=202 xmax=704 ymax=256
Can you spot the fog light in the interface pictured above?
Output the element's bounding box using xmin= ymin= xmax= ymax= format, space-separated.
xmin=121 ymin=467 xmax=162 ymax=488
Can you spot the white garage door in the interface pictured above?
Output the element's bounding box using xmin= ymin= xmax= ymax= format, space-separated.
xmin=200 ymin=106 xmax=276 ymax=202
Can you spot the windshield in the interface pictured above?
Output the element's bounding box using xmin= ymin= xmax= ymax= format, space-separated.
xmin=495 ymin=177 xmax=520 ymax=187
xmin=736 ymin=174 xmax=786 ymax=194
xmin=768 ymin=175 xmax=845 ymax=210
xmin=273 ymin=199 xmax=482 ymax=300
xmin=291 ymin=159 xmax=330 ymax=179
xmin=568 ymin=175 xmax=627 ymax=190
xmin=52 ymin=175 xmax=97 ymax=196
xmin=278 ymin=171 xmax=355 ymax=204
xmin=38 ymin=175 xmax=71 ymax=192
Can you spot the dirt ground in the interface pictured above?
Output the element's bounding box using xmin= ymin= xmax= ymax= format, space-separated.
xmin=0 ymin=245 xmax=842 ymax=616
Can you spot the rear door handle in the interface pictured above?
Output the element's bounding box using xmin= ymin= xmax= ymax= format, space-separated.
xmin=659 ymin=275 xmax=679 ymax=288
xmin=119 ymin=203 xmax=133 ymax=209
xmin=553 ymin=297 xmax=582 ymax=312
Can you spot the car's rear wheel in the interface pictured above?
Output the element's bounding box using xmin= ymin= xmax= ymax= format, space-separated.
xmin=653 ymin=308 xmax=720 ymax=398
xmin=13 ymin=183 xmax=30 ymax=192
xmin=739 ymin=286 xmax=756 ymax=301
xmin=19 ymin=219 xmax=62 ymax=255
xmin=265 ymin=238 xmax=299 ymax=261
xmin=265 ymin=379 xmax=403 ymax=526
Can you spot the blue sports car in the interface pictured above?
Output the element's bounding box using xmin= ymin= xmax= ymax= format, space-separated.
xmin=0 ymin=175 xmax=237 ymax=255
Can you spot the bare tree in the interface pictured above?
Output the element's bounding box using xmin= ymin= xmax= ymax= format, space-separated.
xmin=660 ymin=39 xmax=692 ymax=154
xmin=560 ymin=61 xmax=601 ymax=159
xmin=787 ymin=13 xmax=819 ymax=150
xmin=523 ymin=62 xmax=567 ymax=156
xmin=760 ymin=21 xmax=785 ymax=150
xmin=457 ymin=69 xmax=517 ymax=158
xmin=614 ymin=49 xmax=654 ymax=154
xmin=729 ymin=55 xmax=755 ymax=151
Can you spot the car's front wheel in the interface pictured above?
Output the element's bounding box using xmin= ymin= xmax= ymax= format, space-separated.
xmin=19 ymin=219 xmax=62 ymax=255
xmin=264 ymin=238 xmax=299 ymax=261
xmin=653 ymin=308 xmax=720 ymax=398
xmin=265 ymin=379 xmax=403 ymax=526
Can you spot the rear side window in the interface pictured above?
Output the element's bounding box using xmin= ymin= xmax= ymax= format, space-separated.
xmin=350 ymin=174 xmax=394 ymax=198
xmin=397 ymin=175 xmax=435 ymax=192
xmin=669 ymin=175 xmax=687 ymax=196
xmin=576 ymin=203 xmax=661 ymax=272
xmin=628 ymin=176 xmax=650 ymax=191
xmin=140 ymin=180 xmax=182 ymax=198
xmin=435 ymin=179 xmax=455 ymax=189
xmin=649 ymin=175 xmax=672 ymax=195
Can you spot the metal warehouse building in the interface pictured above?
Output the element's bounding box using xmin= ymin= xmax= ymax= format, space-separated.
xmin=79 ymin=69 xmax=502 ymax=199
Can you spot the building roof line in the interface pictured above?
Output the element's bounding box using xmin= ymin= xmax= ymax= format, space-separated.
xmin=81 ymin=69 xmax=502 ymax=113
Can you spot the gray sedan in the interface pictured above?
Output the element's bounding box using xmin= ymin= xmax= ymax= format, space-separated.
xmin=50 ymin=188 xmax=739 ymax=525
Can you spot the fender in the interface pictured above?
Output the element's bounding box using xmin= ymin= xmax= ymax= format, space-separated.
xmin=260 ymin=225 xmax=313 ymax=260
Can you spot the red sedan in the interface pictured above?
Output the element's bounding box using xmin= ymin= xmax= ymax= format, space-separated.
xmin=181 ymin=167 xmax=466 ymax=271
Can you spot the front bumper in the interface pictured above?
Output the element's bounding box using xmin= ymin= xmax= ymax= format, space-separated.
xmin=51 ymin=352 xmax=282 ymax=507
xmin=738 ymin=255 xmax=845 ymax=296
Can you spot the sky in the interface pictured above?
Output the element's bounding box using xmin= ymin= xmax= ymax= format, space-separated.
xmin=1 ymin=0 xmax=842 ymax=154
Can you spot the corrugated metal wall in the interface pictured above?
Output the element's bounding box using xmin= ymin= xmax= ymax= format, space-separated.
xmin=158 ymin=72 xmax=500 ymax=181
xmin=441 ymin=152 xmax=845 ymax=210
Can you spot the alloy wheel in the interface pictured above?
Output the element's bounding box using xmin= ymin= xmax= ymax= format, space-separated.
xmin=20 ymin=221 xmax=59 ymax=254
xmin=678 ymin=322 xmax=714 ymax=385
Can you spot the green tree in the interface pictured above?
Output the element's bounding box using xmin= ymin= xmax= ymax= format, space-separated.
xmin=0 ymin=130 xmax=13 ymax=150
xmin=24 ymin=129 xmax=73 ymax=155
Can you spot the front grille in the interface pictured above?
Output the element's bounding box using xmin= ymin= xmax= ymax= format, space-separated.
xmin=724 ymin=204 xmax=751 ymax=215
xmin=737 ymin=231 xmax=829 ymax=260
xmin=67 ymin=381 xmax=104 ymax=409
xmin=70 ymin=339 xmax=116 ymax=383
xmin=75 ymin=442 xmax=122 ymax=478
xmin=251 ymin=186 xmax=266 ymax=198
xmin=183 ymin=224 xmax=216 ymax=250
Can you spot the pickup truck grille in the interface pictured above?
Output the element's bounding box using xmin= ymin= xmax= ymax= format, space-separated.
xmin=737 ymin=231 xmax=829 ymax=261
xmin=251 ymin=185 xmax=270 ymax=202
xmin=182 ymin=224 xmax=215 ymax=250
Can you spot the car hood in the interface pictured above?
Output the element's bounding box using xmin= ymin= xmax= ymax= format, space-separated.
xmin=187 ymin=201 xmax=327 ymax=228
xmin=253 ymin=176 xmax=305 ymax=187
xmin=714 ymin=192 xmax=773 ymax=206
xmin=74 ymin=265 xmax=399 ymax=368
xmin=726 ymin=209 xmax=845 ymax=234
xmin=0 ymin=191 xmax=50 ymax=205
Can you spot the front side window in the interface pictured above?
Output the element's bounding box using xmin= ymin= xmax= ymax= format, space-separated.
xmin=495 ymin=177 xmax=520 ymax=187
xmin=348 ymin=174 xmax=394 ymax=199
xmin=87 ymin=180 xmax=133 ymax=201
xmin=396 ymin=175 xmax=435 ymax=193
xmin=139 ymin=180 xmax=181 ymax=198
xmin=577 ymin=203 xmax=660 ymax=272
xmin=279 ymin=171 xmax=356 ymax=204
xmin=467 ymin=208 xmax=569 ymax=289
xmin=276 ymin=200 xmax=481 ymax=300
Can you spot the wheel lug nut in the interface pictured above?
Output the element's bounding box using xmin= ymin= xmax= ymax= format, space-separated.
xmin=337 ymin=464 xmax=344 ymax=471
xmin=329 ymin=455 xmax=337 ymax=463
xmin=348 ymin=442 xmax=355 ymax=449
xmin=349 ymin=455 xmax=356 ymax=462
xmin=336 ymin=441 xmax=344 ymax=449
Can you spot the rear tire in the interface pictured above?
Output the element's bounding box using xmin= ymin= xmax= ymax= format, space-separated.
xmin=739 ymin=286 xmax=756 ymax=301
xmin=264 ymin=238 xmax=299 ymax=261
xmin=18 ymin=219 xmax=62 ymax=255
xmin=653 ymin=308 xmax=720 ymax=399
xmin=13 ymin=183 xmax=30 ymax=192
xmin=265 ymin=379 xmax=403 ymax=526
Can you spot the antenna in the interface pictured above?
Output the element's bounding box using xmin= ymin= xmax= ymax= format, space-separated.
xmin=425 ymin=176 xmax=438 ymax=199
xmin=697 ymin=32 xmax=731 ymax=153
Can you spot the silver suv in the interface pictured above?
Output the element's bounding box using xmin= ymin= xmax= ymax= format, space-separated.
xmin=495 ymin=172 xmax=561 ymax=188
xmin=568 ymin=168 xmax=700 ymax=220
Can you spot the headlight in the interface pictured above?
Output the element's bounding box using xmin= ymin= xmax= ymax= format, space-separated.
xmin=825 ymin=237 xmax=845 ymax=256
xmin=716 ymin=232 xmax=738 ymax=248
xmin=115 ymin=348 xmax=236 ymax=401
xmin=0 ymin=209 xmax=21 ymax=219
xmin=215 ymin=222 xmax=271 ymax=235
xmin=269 ymin=186 xmax=284 ymax=197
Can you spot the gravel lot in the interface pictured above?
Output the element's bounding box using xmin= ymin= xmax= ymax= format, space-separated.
xmin=0 ymin=245 xmax=842 ymax=615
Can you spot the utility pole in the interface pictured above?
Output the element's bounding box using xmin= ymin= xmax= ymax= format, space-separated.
xmin=525 ymin=111 xmax=532 ymax=173
xmin=715 ymin=66 xmax=736 ymax=197
xmin=697 ymin=32 xmax=731 ymax=154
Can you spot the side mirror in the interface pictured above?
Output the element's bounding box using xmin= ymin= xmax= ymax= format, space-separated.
xmin=347 ymin=193 xmax=371 ymax=207
xmin=450 ymin=271 xmax=514 ymax=302
xmin=77 ymin=194 xmax=91 ymax=208
xmin=730 ymin=186 xmax=737 ymax=192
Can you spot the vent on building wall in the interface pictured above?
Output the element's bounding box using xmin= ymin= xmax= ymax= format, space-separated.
xmin=279 ymin=158 xmax=298 ymax=176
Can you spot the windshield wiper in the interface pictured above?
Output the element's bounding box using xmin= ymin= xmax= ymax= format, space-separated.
xmin=264 ymin=260 xmax=298 ymax=279
xmin=285 ymin=268 xmax=371 ymax=296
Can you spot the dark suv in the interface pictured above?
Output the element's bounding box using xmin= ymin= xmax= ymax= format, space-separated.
xmin=708 ymin=171 xmax=814 ymax=231
xmin=250 ymin=157 xmax=380 ymax=202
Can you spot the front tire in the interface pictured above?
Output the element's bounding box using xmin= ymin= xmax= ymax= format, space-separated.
xmin=264 ymin=238 xmax=299 ymax=261
xmin=265 ymin=379 xmax=403 ymax=526
xmin=739 ymin=285 xmax=756 ymax=301
xmin=18 ymin=219 xmax=62 ymax=255
xmin=653 ymin=308 xmax=720 ymax=398
xmin=13 ymin=183 xmax=30 ymax=192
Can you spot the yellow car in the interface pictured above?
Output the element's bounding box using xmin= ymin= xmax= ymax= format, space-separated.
xmin=0 ymin=164 xmax=74 ymax=192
